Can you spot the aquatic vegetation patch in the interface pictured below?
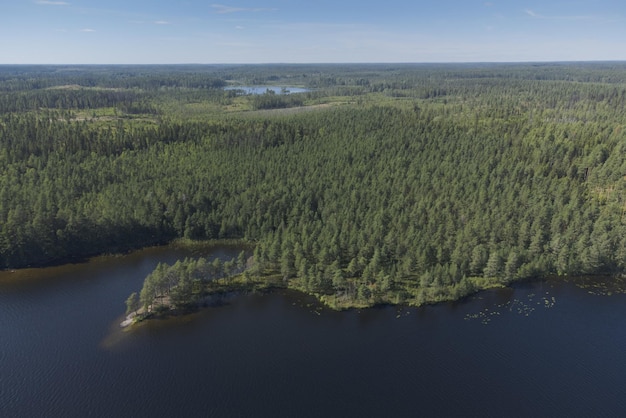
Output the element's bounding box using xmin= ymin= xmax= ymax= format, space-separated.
xmin=464 ymin=289 xmax=556 ymax=325
xmin=566 ymin=275 xmax=626 ymax=296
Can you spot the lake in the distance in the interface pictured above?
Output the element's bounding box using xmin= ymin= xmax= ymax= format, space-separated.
xmin=1 ymin=245 xmax=625 ymax=417
xmin=224 ymin=86 xmax=310 ymax=95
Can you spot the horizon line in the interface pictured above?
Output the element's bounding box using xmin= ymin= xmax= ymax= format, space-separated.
xmin=1 ymin=60 xmax=626 ymax=66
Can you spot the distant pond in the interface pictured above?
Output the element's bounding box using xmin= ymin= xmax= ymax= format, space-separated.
xmin=224 ymin=85 xmax=310 ymax=95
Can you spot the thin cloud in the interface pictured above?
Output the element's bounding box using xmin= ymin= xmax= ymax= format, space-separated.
xmin=525 ymin=9 xmax=543 ymax=18
xmin=80 ymin=28 xmax=96 ymax=32
xmin=35 ymin=1 xmax=70 ymax=5
xmin=155 ymin=21 xmax=171 ymax=25
xmin=211 ymin=4 xmax=276 ymax=14
xmin=525 ymin=9 xmax=600 ymax=21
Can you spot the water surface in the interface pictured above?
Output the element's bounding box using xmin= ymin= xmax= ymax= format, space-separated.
xmin=1 ymin=247 xmax=625 ymax=417
xmin=224 ymin=86 xmax=310 ymax=95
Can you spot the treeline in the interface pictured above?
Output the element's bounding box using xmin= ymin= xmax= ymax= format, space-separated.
xmin=0 ymin=113 xmax=215 ymax=162
xmin=0 ymin=65 xmax=227 ymax=91
xmin=251 ymin=91 xmax=305 ymax=110
xmin=2 ymin=64 xmax=626 ymax=307
xmin=0 ymin=89 xmax=155 ymax=114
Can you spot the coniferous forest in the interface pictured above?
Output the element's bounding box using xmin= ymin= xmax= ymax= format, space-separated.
xmin=2 ymin=63 xmax=626 ymax=308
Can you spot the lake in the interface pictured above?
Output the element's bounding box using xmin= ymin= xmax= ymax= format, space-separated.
xmin=1 ymin=245 xmax=625 ymax=417
xmin=224 ymin=86 xmax=310 ymax=95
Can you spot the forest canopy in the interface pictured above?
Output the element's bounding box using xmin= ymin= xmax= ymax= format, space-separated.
xmin=2 ymin=63 xmax=626 ymax=307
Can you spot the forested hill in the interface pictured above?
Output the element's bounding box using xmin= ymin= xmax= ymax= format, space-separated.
xmin=1 ymin=63 xmax=625 ymax=306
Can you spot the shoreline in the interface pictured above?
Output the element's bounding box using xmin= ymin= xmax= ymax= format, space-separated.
xmin=1 ymin=238 xmax=254 ymax=272
xmin=120 ymin=269 xmax=626 ymax=328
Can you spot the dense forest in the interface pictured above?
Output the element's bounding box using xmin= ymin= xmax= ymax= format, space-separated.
xmin=1 ymin=63 xmax=626 ymax=308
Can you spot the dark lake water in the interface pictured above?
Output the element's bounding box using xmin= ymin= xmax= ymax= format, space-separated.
xmin=1 ymin=245 xmax=625 ymax=417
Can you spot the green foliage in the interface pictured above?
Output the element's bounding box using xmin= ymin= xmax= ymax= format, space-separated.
xmin=3 ymin=63 xmax=626 ymax=308
xmin=250 ymin=90 xmax=304 ymax=110
xmin=136 ymin=255 xmax=246 ymax=312
xmin=125 ymin=292 xmax=139 ymax=315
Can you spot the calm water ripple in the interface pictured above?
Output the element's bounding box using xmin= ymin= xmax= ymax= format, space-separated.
xmin=1 ymin=246 xmax=626 ymax=417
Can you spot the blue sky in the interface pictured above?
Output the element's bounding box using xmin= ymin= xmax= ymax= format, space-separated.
xmin=1 ymin=1 xmax=625 ymax=63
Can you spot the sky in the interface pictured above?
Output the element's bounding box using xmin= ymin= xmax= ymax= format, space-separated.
xmin=1 ymin=0 xmax=625 ymax=64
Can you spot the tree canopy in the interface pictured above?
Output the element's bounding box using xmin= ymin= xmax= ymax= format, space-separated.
xmin=2 ymin=63 xmax=626 ymax=307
